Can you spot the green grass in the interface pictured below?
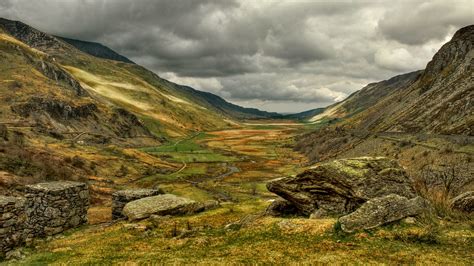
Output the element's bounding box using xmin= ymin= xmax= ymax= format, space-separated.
xmin=12 ymin=216 xmax=474 ymax=265
xmin=136 ymin=164 xmax=207 ymax=185
xmin=141 ymin=136 xmax=238 ymax=163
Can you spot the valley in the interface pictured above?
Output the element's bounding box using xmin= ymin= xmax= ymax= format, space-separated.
xmin=85 ymin=122 xmax=308 ymax=224
xmin=0 ymin=16 xmax=472 ymax=264
xmin=10 ymin=122 xmax=473 ymax=264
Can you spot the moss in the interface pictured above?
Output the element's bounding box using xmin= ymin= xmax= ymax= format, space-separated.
xmin=329 ymin=160 xmax=369 ymax=178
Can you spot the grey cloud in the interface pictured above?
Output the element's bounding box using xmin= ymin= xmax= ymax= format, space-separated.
xmin=377 ymin=0 xmax=473 ymax=45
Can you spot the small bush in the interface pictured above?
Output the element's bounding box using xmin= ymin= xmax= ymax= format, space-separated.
xmin=398 ymin=140 xmax=412 ymax=147
xmin=71 ymin=155 xmax=86 ymax=168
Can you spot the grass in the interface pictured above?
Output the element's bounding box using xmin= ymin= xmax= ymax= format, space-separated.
xmin=141 ymin=136 xmax=238 ymax=163
xmin=11 ymin=208 xmax=474 ymax=264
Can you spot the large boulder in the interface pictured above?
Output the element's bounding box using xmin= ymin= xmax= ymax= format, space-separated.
xmin=123 ymin=194 xmax=200 ymax=221
xmin=450 ymin=191 xmax=474 ymax=213
xmin=112 ymin=188 xmax=164 ymax=220
xmin=266 ymin=157 xmax=416 ymax=216
xmin=338 ymin=194 xmax=426 ymax=232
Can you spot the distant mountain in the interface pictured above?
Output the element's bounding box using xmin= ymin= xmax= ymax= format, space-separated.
xmin=56 ymin=36 xmax=135 ymax=64
xmin=308 ymin=25 xmax=473 ymax=135
xmin=309 ymin=71 xmax=422 ymax=123
xmin=283 ymin=108 xmax=325 ymax=120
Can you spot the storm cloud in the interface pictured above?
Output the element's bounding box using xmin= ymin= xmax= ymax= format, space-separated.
xmin=0 ymin=0 xmax=472 ymax=112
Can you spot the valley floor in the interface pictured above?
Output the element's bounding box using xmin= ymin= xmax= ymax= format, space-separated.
xmin=3 ymin=123 xmax=474 ymax=264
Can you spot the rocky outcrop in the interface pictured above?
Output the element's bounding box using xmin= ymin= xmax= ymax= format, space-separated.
xmin=36 ymin=60 xmax=88 ymax=96
xmin=266 ymin=157 xmax=416 ymax=217
xmin=24 ymin=182 xmax=89 ymax=237
xmin=450 ymin=191 xmax=474 ymax=213
xmin=338 ymin=194 xmax=426 ymax=233
xmin=110 ymin=108 xmax=152 ymax=138
xmin=112 ymin=188 xmax=164 ymax=220
xmin=123 ymin=194 xmax=200 ymax=221
xmin=0 ymin=18 xmax=66 ymax=52
xmin=11 ymin=97 xmax=97 ymax=121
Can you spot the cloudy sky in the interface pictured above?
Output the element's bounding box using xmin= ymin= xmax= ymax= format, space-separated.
xmin=1 ymin=0 xmax=472 ymax=112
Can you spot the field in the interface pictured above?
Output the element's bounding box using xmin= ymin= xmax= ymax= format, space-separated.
xmin=3 ymin=122 xmax=473 ymax=264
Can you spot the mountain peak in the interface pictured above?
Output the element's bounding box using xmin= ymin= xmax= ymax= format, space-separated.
xmin=420 ymin=24 xmax=473 ymax=91
xmin=0 ymin=17 xmax=66 ymax=52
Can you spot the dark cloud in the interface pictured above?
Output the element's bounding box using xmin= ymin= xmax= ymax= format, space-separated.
xmin=0 ymin=0 xmax=470 ymax=112
xmin=377 ymin=0 xmax=473 ymax=45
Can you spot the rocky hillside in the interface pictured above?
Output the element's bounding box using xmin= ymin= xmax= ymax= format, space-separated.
xmin=309 ymin=25 xmax=473 ymax=135
xmin=310 ymin=71 xmax=421 ymax=123
xmin=0 ymin=18 xmax=279 ymax=140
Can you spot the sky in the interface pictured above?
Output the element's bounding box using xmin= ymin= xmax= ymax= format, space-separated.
xmin=0 ymin=0 xmax=472 ymax=113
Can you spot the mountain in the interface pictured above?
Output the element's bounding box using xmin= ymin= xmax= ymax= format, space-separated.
xmin=283 ymin=108 xmax=325 ymax=120
xmin=296 ymin=25 xmax=473 ymax=164
xmin=0 ymin=18 xmax=278 ymax=141
xmin=309 ymin=71 xmax=422 ymax=123
xmin=309 ymin=25 xmax=473 ymax=135
xmin=56 ymin=36 xmax=135 ymax=64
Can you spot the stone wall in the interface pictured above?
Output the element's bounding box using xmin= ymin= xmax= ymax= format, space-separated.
xmin=112 ymin=189 xmax=163 ymax=220
xmin=24 ymin=181 xmax=89 ymax=238
xmin=0 ymin=196 xmax=26 ymax=256
xmin=0 ymin=181 xmax=89 ymax=257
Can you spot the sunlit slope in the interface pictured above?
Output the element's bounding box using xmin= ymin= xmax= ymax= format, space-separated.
xmin=0 ymin=17 xmax=237 ymax=138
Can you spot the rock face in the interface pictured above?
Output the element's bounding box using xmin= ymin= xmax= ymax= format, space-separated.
xmin=267 ymin=157 xmax=416 ymax=216
xmin=24 ymin=181 xmax=89 ymax=237
xmin=11 ymin=97 xmax=97 ymax=120
xmin=338 ymin=194 xmax=426 ymax=233
xmin=123 ymin=194 xmax=200 ymax=221
xmin=112 ymin=188 xmax=164 ymax=220
xmin=450 ymin=191 xmax=474 ymax=213
xmin=0 ymin=196 xmax=26 ymax=257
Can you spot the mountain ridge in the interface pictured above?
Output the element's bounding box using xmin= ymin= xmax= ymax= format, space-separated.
xmin=0 ymin=17 xmax=280 ymax=141
xmin=308 ymin=25 xmax=473 ymax=135
xmin=56 ymin=36 xmax=135 ymax=64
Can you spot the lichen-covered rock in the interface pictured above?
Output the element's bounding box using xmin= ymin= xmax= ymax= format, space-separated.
xmin=195 ymin=200 xmax=220 ymax=212
xmin=450 ymin=191 xmax=474 ymax=213
xmin=265 ymin=198 xmax=302 ymax=217
xmin=112 ymin=188 xmax=164 ymax=220
xmin=338 ymin=194 xmax=426 ymax=233
xmin=266 ymin=157 xmax=416 ymax=216
xmin=123 ymin=194 xmax=200 ymax=221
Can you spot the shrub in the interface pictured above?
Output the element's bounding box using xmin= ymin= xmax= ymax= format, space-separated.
xmin=71 ymin=155 xmax=86 ymax=168
xmin=413 ymin=157 xmax=473 ymax=219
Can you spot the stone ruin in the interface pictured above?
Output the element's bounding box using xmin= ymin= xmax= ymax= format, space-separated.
xmin=0 ymin=181 xmax=89 ymax=257
xmin=112 ymin=188 xmax=163 ymax=220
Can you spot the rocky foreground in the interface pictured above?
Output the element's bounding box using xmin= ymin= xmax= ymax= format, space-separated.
xmin=266 ymin=157 xmax=472 ymax=232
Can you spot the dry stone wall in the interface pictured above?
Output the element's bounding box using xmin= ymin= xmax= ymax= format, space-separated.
xmin=0 ymin=196 xmax=26 ymax=256
xmin=24 ymin=182 xmax=89 ymax=238
xmin=0 ymin=181 xmax=89 ymax=257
